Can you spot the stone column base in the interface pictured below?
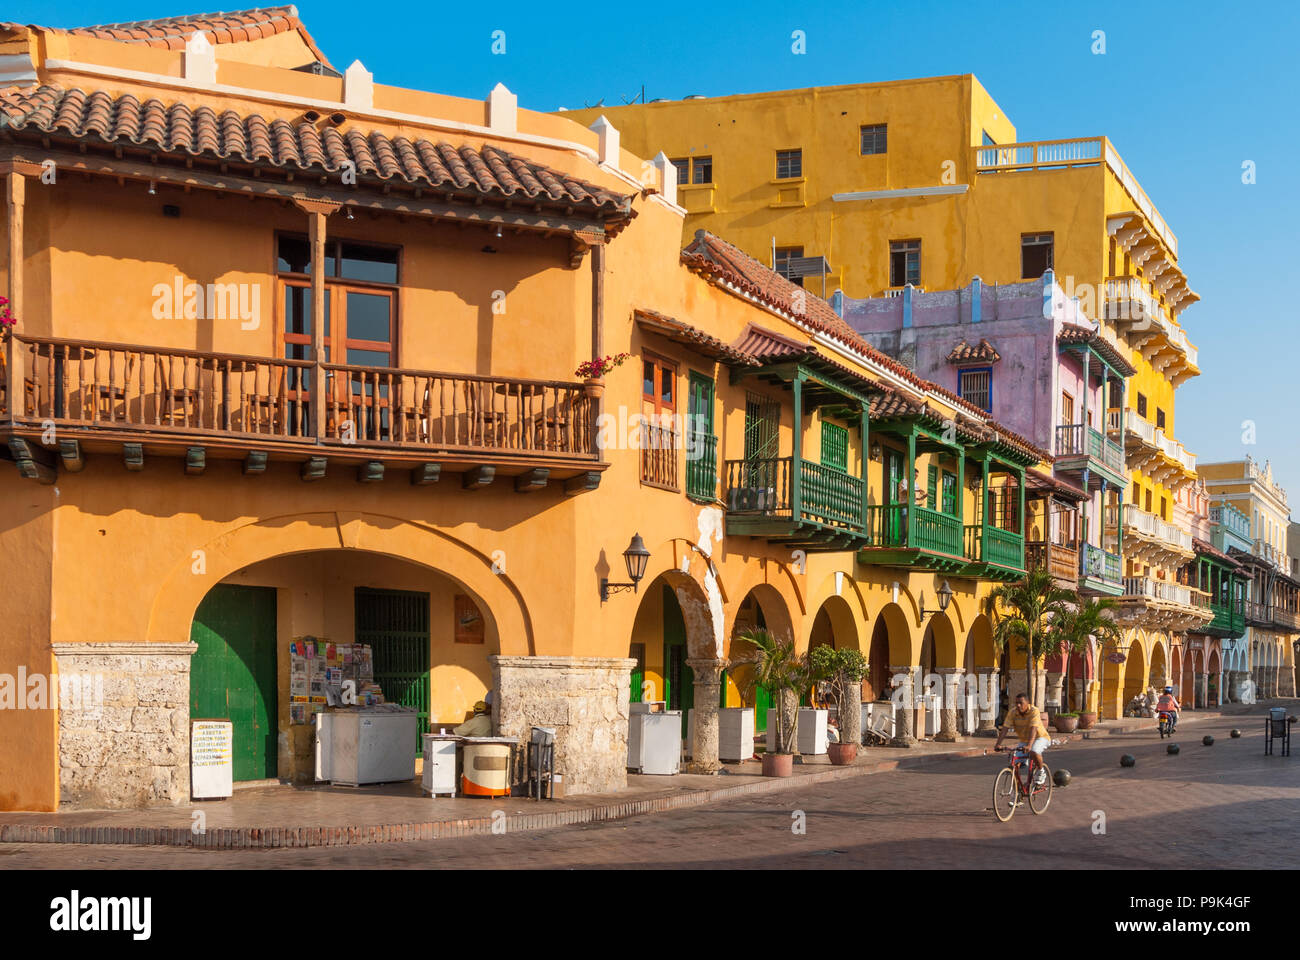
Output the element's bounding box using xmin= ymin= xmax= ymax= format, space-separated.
xmin=491 ymin=655 xmax=636 ymax=797
xmin=52 ymin=642 xmax=197 ymax=809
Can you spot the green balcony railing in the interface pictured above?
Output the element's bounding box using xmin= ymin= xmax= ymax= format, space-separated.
xmin=685 ymin=431 xmax=718 ymax=501
xmin=797 ymin=459 xmax=864 ymax=530
xmin=723 ymin=456 xmax=863 ymax=530
xmin=1055 ymin=423 xmax=1124 ymax=474
xmin=912 ymin=505 xmax=964 ymax=556
xmin=964 ymin=523 xmax=1025 ymax=569
xmin=1208 ymin=599 xmax=1244 ymax=635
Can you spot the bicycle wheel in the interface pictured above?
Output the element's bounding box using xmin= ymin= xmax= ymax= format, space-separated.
xmin=993 ymin=767 xmax=1018 ymax=822
xmin=1029 ymin=763 xmax=1053 ymax=814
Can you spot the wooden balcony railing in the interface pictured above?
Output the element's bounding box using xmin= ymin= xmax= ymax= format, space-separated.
xmin=1055 ymin=423 xmax=1123 ymax=473
xmin=640 ymin=421 xmax=679 ymax=490
xmin=2 ymin=336 xmax=598 ymax=460
xmin=861 ymin=503 xmax=962 ymax=555
xmin=1026 ymin=541 xmax=1079 ymax=582
xmin=723 ymin=457 xmax=864 ymax=531
xmin=964 ymin=522 xmax=1026 ymax=570
xmin=1208 ymin=599 xmax=1245 ymax=635
xmin=684 ymin=431 xmax=718 ymax=501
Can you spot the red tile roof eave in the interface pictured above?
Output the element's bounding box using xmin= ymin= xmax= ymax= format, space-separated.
xmin=1192 ymin=538 xmax=1241 ymax=567
xmin=0 ymin=85 xmax=634 ymax=222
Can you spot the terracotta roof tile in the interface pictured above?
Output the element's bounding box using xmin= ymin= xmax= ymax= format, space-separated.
xmin=1193 ymin=538 xmax=1241 ymax=567
xmin=0 ymin=85 xmax=633 ymax=218
xmin=731 ymin=323 xmax=812 ymax=362
xmin=633 ymin=309 xmax=758 ymax=366
xmin=1058 ymin=322 xmax=1137 ymax=377
xmin=65 ymin=6 xmax=334 ymax=69
xmin=946 ymin=338 xmax=1001 ymax=364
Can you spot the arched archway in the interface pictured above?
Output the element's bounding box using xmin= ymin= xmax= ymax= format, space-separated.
xmin=727 ymin=584 xmax=798 ymax=733
xmin=865 ymin=602 xmax=913 ymax=702
xmin=1207 ymin=647 xmax=1222 ymax=706
xmin=190 ymin=545 xmax=505 ymax=784
xmin=1149 ymin=636 xmax=1168 ymax=691
xmin=1120 ymin=636 xmax=1149 ymax=714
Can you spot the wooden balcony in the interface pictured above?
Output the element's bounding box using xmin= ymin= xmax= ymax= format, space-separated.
xmin=1 ymin=336 xmax=603 ymax=490
xmin=962 ymin=522 xmax=1027 ymax=581
xmin=857 ymin=503 xmax=967 ymax=573
xmin=1205 ymin=599 xmax=1246 ymax=638
xmin=1054 ymin=422 xmax=1125 ymax=485
xmin=1026 ymin=540 xmax=1079 ymax=586
xmin=723 ymin=457 xmax=869 ymax=551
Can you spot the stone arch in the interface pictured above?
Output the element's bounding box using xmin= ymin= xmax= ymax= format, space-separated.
xmin=1149 ymin=637 xmax=1168 ymax=690
xmin=805 ymin=594 xmax=861 ymax=654
xmin=1121 ymin=635 xmax=1149 ymax=711
xmin=724 ymin=562 xmax=804 ymax=648
xmin=923 ymin=611 xmax=959 ymax=669
xmin=802 ymin=573 xmax=869 ymax=654
xmin=148 ymin=511 xmax=534 ymax=655
xmin=865 ymin=602 xmax=913 ymax=701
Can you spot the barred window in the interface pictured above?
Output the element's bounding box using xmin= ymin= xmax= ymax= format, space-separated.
xmin=776 ymin=149 xmax=803 ymax=179
xmin=958 ymin=367 xmax=993 ymax=413
xmin=860 ymin=123 xmax=887 ymax=155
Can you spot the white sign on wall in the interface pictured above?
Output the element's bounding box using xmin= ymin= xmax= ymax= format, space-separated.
xmin=191 ymin=719 xmax=233 ymax=800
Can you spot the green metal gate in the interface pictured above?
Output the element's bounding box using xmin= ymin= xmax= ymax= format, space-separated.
xmin=190 ymin=584 xmax=278 ymax=782
xmin=663 ymin=584 xmax=694 ymax=738
xmin=355 ymin=587 xmax=430 ymax=756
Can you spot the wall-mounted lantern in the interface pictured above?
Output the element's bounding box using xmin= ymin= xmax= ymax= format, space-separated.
xmin=601 ymin=533 xmax=651 ymax=602
xmin=918 ymin=580 xmax=953 ymax=619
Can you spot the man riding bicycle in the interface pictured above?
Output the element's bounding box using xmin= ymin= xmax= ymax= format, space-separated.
xmin=994 ymin=693 xmax=1051 ymax=786
xmin=1156 ymin=686 xmax=1180 ymax=732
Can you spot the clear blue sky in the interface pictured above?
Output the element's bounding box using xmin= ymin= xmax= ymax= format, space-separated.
xmin=10 ymin=0 xmax=1300 ymax=507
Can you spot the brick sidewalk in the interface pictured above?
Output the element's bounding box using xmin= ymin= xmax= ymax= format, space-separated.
xmin=0 ymin=701 xmax=1271 ymax=849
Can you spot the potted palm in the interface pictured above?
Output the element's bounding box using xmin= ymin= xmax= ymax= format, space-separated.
xmin=732 ymin=629 xmax=817 ymax=777
xmin=988 ymin=568 xmax=1074 ymax=717
xmin=1053 ymin=596 xmax=1122 ymax=730
xmin=809 ymin=645 xmax=866 ymax=764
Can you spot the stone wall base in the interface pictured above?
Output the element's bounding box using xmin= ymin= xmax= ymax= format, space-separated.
xmin=52 ymin=642 xmax=196 ymax=809
xmin=491 ymin=655 xmax=635 ymax=796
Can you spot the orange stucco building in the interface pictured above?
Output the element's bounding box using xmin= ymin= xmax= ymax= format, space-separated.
xmin=1 ymin=7 xmax=1056 ymax=811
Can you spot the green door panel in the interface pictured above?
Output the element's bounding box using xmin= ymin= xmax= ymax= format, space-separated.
xmin=190 ymin=584 xmax=278 ymax=782
xmin=356 ymin=587 xmax=430 ymax=757
xmin=663 ymin=585 xmax=694 ymax=738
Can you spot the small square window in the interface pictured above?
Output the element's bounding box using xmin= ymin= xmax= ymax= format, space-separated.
xmin=1137 ymin=393 xmax=1148 ymax=419
xmin=860 ymin=124 xmax=887 ymax=155
xmin=889 ymin=239 xmax=921 ymax=288
xmin=692 ymin=156 xmax=712 ymax=184
xmin=776 ymin=149 xmax=802 ymax=179
xmin=1156 ymin=408 xmax=1166 ymax=430
xmin=670 ymin=158 xmax=689 ymax=185
xmin=1021 ymin=232 xmax=1054 ymax=279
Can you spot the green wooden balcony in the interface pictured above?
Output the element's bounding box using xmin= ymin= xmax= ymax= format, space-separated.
xmin=723 ymin=457 xmax=869 ymax=551
xmin=685 ymin=431 xmax=718 ymax=501
xmin=1206 ymin=599 xmax=1245 ymax=638
xmin=858 ymin=503 xmax=967 ymax=572
xmin=961 ymin=522 xmax=1027 ymax=580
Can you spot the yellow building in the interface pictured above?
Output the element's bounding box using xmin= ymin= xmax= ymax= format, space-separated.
xmin=1 ymin=11 xmax=1143 ymax=814
xmin=566 ymin=78 xmax=1209 ymax=716
xmin=1199 ymin=457 xmax=1299 ymax=698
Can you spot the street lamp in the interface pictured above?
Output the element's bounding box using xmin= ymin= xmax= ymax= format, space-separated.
xmin=601 ymin=533 xmax=650 ymax=602
xmin=918 ymin=580 xmax=953 ymax=619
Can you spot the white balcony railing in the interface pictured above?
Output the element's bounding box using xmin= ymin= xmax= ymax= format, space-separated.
xmin=1117 ymin=504 xmax=1193 ymax=552
xmin=1121 ymin=576 xmax=1208 ymax=609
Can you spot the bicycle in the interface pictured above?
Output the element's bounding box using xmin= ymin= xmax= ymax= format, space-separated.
xmin=992 ymin=745 xmax=1052 ymax=821
xmin=1157 ymin=711 xmax=1174 ymax=739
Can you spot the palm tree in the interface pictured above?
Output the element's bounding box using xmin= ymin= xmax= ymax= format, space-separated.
xmin=730 ymin=628 xmax=821 ymax=754
xmin=988 ymin=568 xmax=1075 ymax=707
xmin=1053 ymin=596 xmax=1123 ymax=714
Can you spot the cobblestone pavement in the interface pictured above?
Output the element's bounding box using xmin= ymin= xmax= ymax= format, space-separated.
xmin=3 ymin=714 xmax=1295 ymax=869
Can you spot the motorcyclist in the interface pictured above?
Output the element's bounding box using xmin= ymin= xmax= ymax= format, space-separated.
xmin=1155 ymin=686 xmax=1180 ymax=731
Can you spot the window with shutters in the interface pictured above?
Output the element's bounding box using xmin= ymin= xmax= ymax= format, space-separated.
xmin=889 ymin=239 xmax=921 ymax=288
xmin=821 ymin=421 xmax=848 ymax=472
xmin=958 ymin=366 xmax=993 ymax=413
xmin=942 ymin=471 xmax=958 ymax=515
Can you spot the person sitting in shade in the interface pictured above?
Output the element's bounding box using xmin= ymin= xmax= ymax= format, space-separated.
xmin=826 ymin=715 xmax=841 ymax=744
xmin=454 ymin=697 xmax=492 ymax=737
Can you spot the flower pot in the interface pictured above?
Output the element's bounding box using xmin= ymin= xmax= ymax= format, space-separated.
xmin=827 ymin=742 xmax=857 ymax=765
xmin=1077 ymin=712 xmax=1098 ymax=730
xmin=761 ymin=752 xmax=794 ymax=778
xmin=582 ymin=378 xmax=604 ymax=399
xmin=1052 ymin=714 xmax=1079 ymax=733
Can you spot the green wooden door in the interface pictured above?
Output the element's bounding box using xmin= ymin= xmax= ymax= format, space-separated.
xmin=886 ymin=448 xmax=905 ymax=545
xmin=629 ymin=642 xmax=646 ymax=704
xmin=663 ymin=585 xmax=694 ymax=738
xmin=686 ymin=372 xmax=718 ymax=500
xmin=189 ymin=584 xmax=278 ymax=782
xmin=355 ymin=587 xmax=430 ymax=757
